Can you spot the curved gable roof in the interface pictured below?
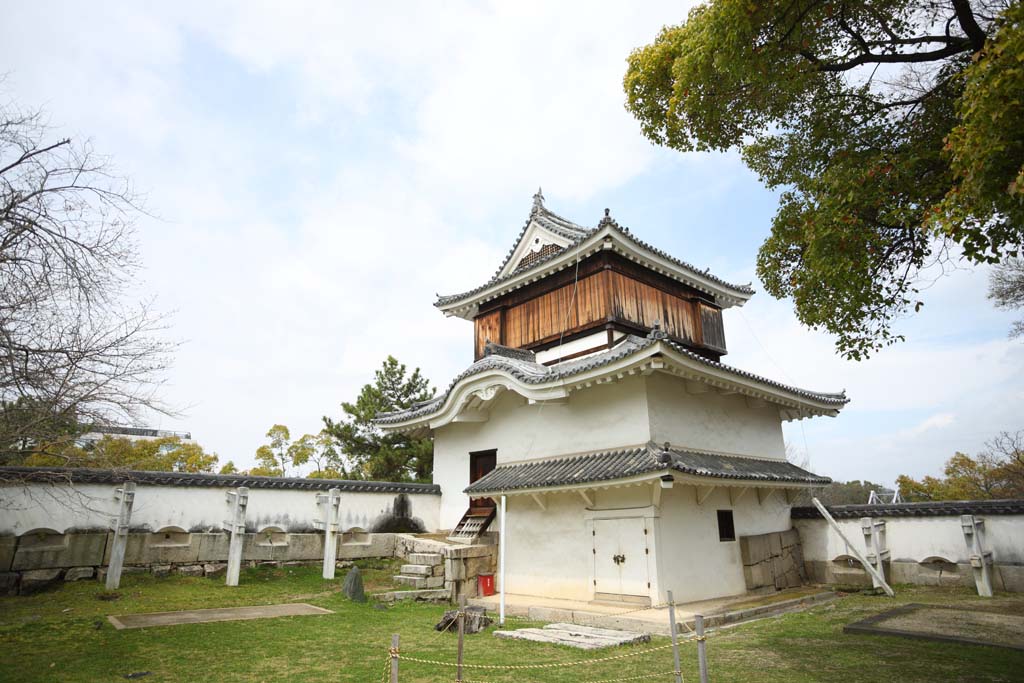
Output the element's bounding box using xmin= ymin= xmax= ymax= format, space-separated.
xmin=435 ymin=192 xmax=755 ymax=319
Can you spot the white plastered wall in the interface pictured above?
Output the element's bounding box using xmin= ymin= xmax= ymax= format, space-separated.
xmin=645 ymin=373 xmax=787 ymax=459
xmin=497 ymin=483 xmax=797 ymax=604
xmin=433 ymin=375 xmax=652 ymax=529
xmin=0 ymin=483 xmax=441 ymax=536
xmin=655 ymin=485 xmax=793 ymax=603
xmin=795 ymin=514 xmax=1024 ymax=565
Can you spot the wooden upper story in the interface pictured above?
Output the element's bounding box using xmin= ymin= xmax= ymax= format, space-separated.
xmin=472 ymin=250 xmax=727 ymax=361
xmin=435 ymin=191 xmax=751 ymax=364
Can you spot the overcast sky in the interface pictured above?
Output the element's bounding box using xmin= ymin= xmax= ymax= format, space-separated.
xmin=3 ymin=1 xmax=1021 ymax=485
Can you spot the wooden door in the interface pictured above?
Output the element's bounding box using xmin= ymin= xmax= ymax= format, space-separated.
xmin=593 ymin=518 xmax=649 ymax=599
xmin=469 ymin=450 xmax=496 ymax=508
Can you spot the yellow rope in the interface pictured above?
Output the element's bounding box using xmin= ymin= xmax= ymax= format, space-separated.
xmin=397 ymin=641 xmax=684 ymax=670
xmin=462 ymin=671 xmax=680 ymax=683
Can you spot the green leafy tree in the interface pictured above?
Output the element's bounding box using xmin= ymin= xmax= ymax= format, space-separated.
xmin=624 ymin=0 xmax=1022 ymax=359
xmin=252 ymin=424 xmax=307 ymax=477
xmin=25 ymin=435 xmax=219 ymax=473
xmin=898 ymin=430 xmax=1024 ymax=500
xmin=322 ymin=356 xmax=435 ymax=482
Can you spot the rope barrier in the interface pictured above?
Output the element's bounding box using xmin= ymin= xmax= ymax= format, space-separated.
xmin=396 ymin=639 xmax=709 ymax=670
xmin=462 ymin=670 xmax=681 ymax=683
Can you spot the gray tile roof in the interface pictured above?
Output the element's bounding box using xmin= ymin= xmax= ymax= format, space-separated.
xmin=791 ymin=499 xmax=1024 ymax=519
xmin=464 ymin=444 xmax=831 ymax=494
xmin=375 ymin=332 xmax=848 ymax=426
xmin=0 ymin=466 xmax=441 ymax=495
xmin=435 ymin=195 xmax=753 ymax=309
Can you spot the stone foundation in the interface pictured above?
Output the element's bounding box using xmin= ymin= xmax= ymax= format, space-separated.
xmin=0 ymin=529 xmax=400 ymax=596
xmin=803 ymin=558 xmax=1024 ymax=592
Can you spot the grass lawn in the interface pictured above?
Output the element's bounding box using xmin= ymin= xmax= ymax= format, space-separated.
xmin=1 ymin=562 xmax=1022 ymax=683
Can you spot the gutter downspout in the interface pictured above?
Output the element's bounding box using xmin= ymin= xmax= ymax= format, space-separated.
xmin=499 ymin=494 xmax=507 ymax=625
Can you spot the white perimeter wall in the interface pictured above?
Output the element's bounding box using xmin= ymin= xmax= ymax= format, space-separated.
xmin=646 ymin=373 xmax=787 ymax=459
xmin=0 ymin=482 xmax=441 ymax=536
xmin=795 ymin=514 xmax=1024 ymax=565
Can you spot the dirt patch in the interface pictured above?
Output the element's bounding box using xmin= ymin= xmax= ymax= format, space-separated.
xmin=845 ymin=603 xmax=1024 ymax=650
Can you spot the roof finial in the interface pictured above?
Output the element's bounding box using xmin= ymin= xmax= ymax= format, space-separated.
xmin=532 ymin=187 xmax=545 ymax=213
xmin=599 ymin=207 xmax=618 ymax=229
xmin=647 ymin=320 xmax=669 ymax=341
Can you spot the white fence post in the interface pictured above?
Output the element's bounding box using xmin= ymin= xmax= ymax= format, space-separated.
xmin=316 ymin=488 xmax=342 ymax=579
xmin=960 ymin=515 xmax=994 ymax=597
xmin=224 ymin=486 xmax=249 ymax=586
xmin=860 ymin=517 xmax=890 ymax=591
xmin=105 ymin=482 xmax=136 ymax=590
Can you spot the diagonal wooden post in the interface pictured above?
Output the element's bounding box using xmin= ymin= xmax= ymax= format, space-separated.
xmin=390 ymin=634 xmax=400 ymax=683
xmin=106 ymin=482 xmax=135 ymax=590
xmin=812 ymin=497 xmax=894 ymax=597
xmin=695 ymin=614 xmax=709 ymax=683
xmin=667 ymin=590 xmax=683 ymax=683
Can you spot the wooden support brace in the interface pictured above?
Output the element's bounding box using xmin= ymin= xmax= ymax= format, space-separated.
xmin=578 ymin=490 xmax=593 ymax=507
xmin=730 ymin=487 xmax=749 ymax=505
xmin=696 ymin=486 xmax=715 ymax=506
xmin=106 ymin=482 xmax=136 ymax=591
xmin=531 ymin=493 xmax=547 ymax=511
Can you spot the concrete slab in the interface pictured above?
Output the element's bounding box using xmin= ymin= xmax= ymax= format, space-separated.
xmin=107 ymin=603 xmax=333 ymax=630
xmin=494 ymin=623 xmax=651 ymax=650
xmin=844 ymin=603 xmax=1024 ymax=651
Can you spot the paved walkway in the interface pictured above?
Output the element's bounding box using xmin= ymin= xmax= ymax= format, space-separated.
xmin=107 ymin=603 xmax=333 ymax=630
xmin=470 ymin=587 xmax=831 ymax=635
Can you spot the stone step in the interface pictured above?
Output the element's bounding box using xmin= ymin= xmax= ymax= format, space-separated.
xmin=400 ymin=564 xmax=433 ymax=577
xmin=395 ymin=574 xmax=444 ymax=589
xmin=374 ymin=588 xmax=450 ymax=603
xmin=401 ymin=563 xmax=444 ymax=577
xmin=407 ymin=553 xmax=443 ymax=566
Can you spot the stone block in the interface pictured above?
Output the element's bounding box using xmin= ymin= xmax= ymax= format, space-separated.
xmin=1 ymin=571 xmax=20 ymax=596
xmin=243 ymin=532 xmax=292 ymax=562
xmin=433 ymin=564 xmax=445 ymax=577
xmin=997 ymin=564 xmax=1024 ymax=592
xmin=203 ymin=563 xmax=227 ymax=578
xmin=0 ymin=535 xmax=16 ymax=572
xmin=19 ymin=568 xmax=63 ymax=595
xmin=400 ymin=564 xmax=433 ymax=576
xmin=122 ymin=566 xmax=147 ymax=574
xmin=446 ymin=544 xmax=494 ymax=559
xmin=96 ymin=567 xmax=106 ymax=583
xmin=444 ymin=559 xmax=464 ymax=580
xmin=151 ymin=564 xmax=172 ymax=578
xmin=117 ymin=531 xmax=200 ymax=565
xmin=194 ymin=533 xmax=231 ymax=562
xmin=464 ymin=555 xmax=495 ymax=578
xmin=408 ymin=553 xmax=443 ymax=565
xmin=177 ymin=565 xmax=204 ymax=577
xmin=64 ymin=567 xmax=95 ymax=582
xmin=13 ymin=532 xmax=107 ymax=570
xmin=336 ymin=532 xmax=395 ymax=560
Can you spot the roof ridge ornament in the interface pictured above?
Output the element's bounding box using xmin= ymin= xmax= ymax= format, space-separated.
xmin=647 ymin=320 xmax=669 ymax=340
xmin=531 ymin=187 xmax=545 ymax=214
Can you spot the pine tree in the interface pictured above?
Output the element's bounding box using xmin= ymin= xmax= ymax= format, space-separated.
xmin=323 ymin=356 xmax=435 ymax=482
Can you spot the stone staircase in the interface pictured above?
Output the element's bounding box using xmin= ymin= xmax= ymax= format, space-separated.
xmin=394 ymin=552 xmax=445 ymax=589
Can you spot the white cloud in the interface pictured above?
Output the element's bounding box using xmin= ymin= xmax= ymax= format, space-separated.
xmin=2 ymin=1 xmax=1020 ymax=482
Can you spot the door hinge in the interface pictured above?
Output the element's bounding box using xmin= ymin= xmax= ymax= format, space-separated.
xmin=644 ymin=528 xmax=648 ymax=535
xmin=645 ymin=548 xmax=649 ymax=555
xmin=647 ymin=582 xmax=651 ymax=588
xmin=592 ymin=548 xmax=596 ymax=554
xmin=593 ymin=579 xmax=597 ymax=586
xmin=592 ymin=530 xmax=596 ymax=536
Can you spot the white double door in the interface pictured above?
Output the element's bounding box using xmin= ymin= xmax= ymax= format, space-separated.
xmin=593 ymin=517 xmax=650 ymax=599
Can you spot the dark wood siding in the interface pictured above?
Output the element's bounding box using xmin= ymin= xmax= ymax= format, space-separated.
xmin=474 ymin=309 xmax=502 ymax=359
xmin=699 ymin=302 xmax=726 ymax=352
xmin=472 ymin=252 xmax=727 ymax=360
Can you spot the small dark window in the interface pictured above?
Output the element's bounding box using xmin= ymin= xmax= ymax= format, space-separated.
xmin=717 ymin=510 xmax=735 ymax=542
